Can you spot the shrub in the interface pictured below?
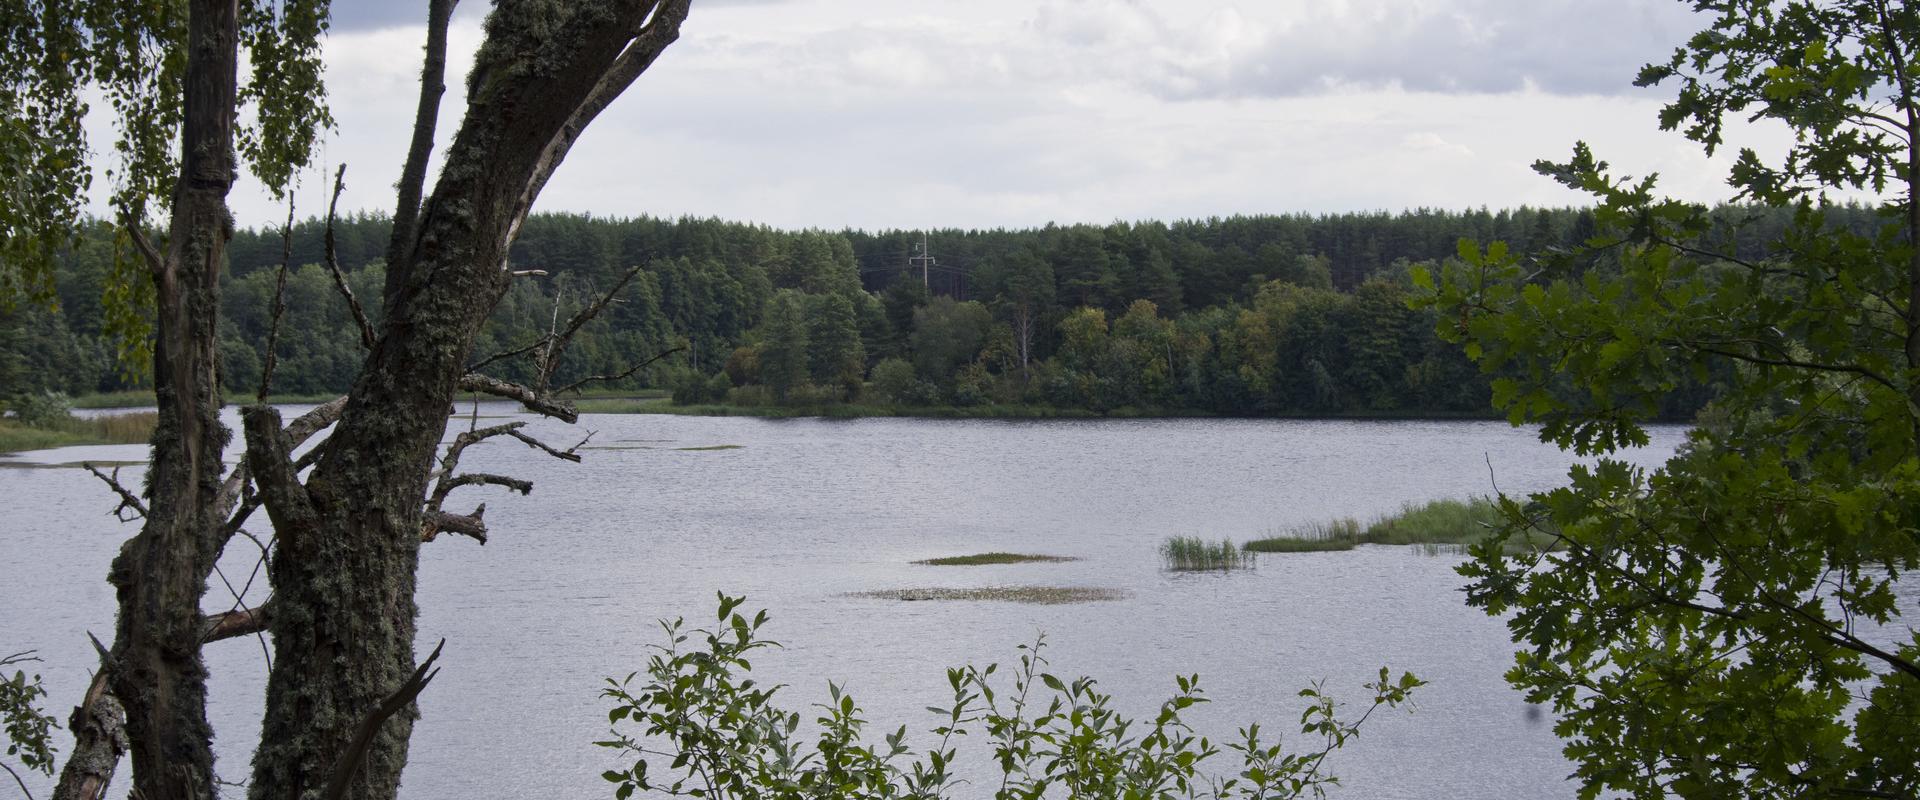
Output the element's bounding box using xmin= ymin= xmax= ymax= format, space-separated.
xmin=10 ymin=391 xmax=72 ymax=428
xmin=600 ymin=594 xmax=1422 ymax=800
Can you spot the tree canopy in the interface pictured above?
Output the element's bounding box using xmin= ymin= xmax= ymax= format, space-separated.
xmin=1417 ymin=1 xmax=1920 ymax=795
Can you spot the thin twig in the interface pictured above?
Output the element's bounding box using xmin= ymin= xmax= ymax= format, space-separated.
xmin=2 ymin=760 xmax=35 ymax=800
xmin=83 ymin=463 xmax=147 ymax=520
xmin=555 ymin=346 xmax=683 ymax=396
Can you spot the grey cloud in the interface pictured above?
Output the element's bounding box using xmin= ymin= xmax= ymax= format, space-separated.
xmin=1031 ymin=0 xmax=1704 ymax=99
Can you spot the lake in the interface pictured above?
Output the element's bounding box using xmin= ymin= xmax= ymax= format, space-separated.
xmin=0 ymin=407 xmax=1688 ymax=799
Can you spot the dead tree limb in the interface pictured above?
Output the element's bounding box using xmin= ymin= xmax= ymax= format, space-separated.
xmin=199 ymin=605 xmax=270 ymax=643
xmin=457 ymin=373 xmax=579 ymax=423
xmin=81 ymin=464 xmax=146 ymax=521
xmin=383 ymin=0 xmax=458 ymax=302
xmin=422 ymin=507 xmax=488 ymax=544
xmin=555 ymin=346 xmax=681 ymax=396
xmin=321 ymin=164 xmax=376 ymax=350
xmin=321 ymin=640 xmax=444 ymax=800
xmin=49 ymin=638 xmax=125 ymax=800
xmin=258 ymin=194 xmax=296 ymax=401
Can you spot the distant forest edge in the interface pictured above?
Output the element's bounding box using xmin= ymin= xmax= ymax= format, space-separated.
xmin=4 ymin=205 xmax=1877 ymax=417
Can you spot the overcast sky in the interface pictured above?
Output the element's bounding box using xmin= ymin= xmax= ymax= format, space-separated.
xmin=119 ymin=0 xmax=1809 ymax=231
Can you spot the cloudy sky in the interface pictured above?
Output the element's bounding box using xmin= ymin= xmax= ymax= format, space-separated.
xmin=172 ymin=0 xmax=1802 ymax=231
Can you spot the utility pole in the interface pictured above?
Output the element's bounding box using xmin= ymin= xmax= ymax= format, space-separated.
xmin=908 ymin=231 xmax=936 ymax=292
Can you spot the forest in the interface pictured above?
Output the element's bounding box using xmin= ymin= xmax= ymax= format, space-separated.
xmin=6 ymin=204 xmax=1862 ymax=417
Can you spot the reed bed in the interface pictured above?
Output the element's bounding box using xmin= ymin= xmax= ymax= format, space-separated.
xmin=851 ymin=586 xmax=1124 ymax=604
xmin=1244 ymin=518 xmax=1362 ymax=553
xmin=1360 ymin=497 xmax=1505 ymax=545
xmin=1239 ymin=497 xmax=1556 ymax=557
xmin=0 ymin=411 xmax=156 ymax=453
xmin=1162 ymin=536 xmax=1255 ymax=571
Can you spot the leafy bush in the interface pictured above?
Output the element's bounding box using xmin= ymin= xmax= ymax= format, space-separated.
xmin=9 ymin=391 xmax=72 ymax=428
xmin=600 ymin=594 xmax=1420 ymax=800
xmin=2 ymin=651 xmax=57 ymax=780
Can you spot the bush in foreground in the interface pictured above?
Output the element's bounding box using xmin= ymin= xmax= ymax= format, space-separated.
xmin=600 ymin=594 xmax=1421 ymax=800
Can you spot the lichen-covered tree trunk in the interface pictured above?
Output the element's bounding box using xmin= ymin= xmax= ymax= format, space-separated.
xmin=243 ymin=3 xmax=690 ymax=799
xmin=91 ymin=1 xmax=241 ymax=799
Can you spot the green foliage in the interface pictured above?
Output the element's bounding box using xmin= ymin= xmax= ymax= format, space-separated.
xmin=1161 ymin=537 xmax=1254 ymax=571
xmin=1 ymin=651 xmax=57 ymax=779
xmin=0 ymin=0 xmax=332 ymax=368
xmin=1359 ymin=498 xmax=1503 ymax=546
xmin=1413 ymin=2 xmax=1920 ymax=796
xmin=599 ymin=594 xmax=1421 ymax=800
xmin=7 ymin=391 xmax=71 ymax=429
xmin=1243 ymin=520 xmax=1362 ymax=553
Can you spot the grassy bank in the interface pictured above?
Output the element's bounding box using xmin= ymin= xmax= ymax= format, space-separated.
xmin=1244 ymin=498 xmax=1521 ymax=554
xmin=0 ymin=412 xmax=157 ymax=453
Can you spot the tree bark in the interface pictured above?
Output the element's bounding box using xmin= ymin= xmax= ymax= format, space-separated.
xmin=85 ymin=1 xmax=242 ymax=798
xmin=244 ymin=3 xmax=691 ymax=799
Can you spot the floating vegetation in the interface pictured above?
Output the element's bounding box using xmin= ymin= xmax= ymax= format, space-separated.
xmin=1244 ymin=518 xmax=1362 ymax=553
xmin=1245 ymin=499 xmax=1551 ymax=556
xmin=676 ymin=444 xmax=744 ymax=451
xmin=1362 ymin=497 xmax=1505 ymax=545
xmin=1161 ymin=536 xmax=1254 ymax=571
xmin=851 ymin=586 xmax=1125 ymax=605
xmin=914 ymin=553 xmax=1077 ymax=566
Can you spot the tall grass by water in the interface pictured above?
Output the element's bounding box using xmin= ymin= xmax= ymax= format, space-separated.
xmin=1162 ymin=536 xmax=1255 ymax=571
xmin=0 ymin=411 xmax=156 ymax=453
xmin=1244 ymin=498 xmax=1514 ymax=553
xmin=1243 ymin=518 xmax=1362 ymax=553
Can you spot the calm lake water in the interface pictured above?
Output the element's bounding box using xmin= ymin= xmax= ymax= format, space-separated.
xmin=1 ymin=407 xmax=1688 ymax=799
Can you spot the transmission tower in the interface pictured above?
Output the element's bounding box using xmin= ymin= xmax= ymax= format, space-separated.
xmin=907 ymin=231 xmax=936 ymax=290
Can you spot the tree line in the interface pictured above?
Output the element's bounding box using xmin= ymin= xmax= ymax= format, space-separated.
xmin=12 ymin=204 xmax=1870 ymax=416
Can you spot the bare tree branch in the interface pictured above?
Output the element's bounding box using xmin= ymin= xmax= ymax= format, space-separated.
xmin=384 ymin=0 xmax=459 ymax=303
xmin=240 ymin=406 xmax=323 ymax=546
xmin=322 ymin=639 xmax=444 ymax=800
xmin=554 ymin=346 xmax=682 ymax=396
xmin=217 ymin=395 xmax=349 ymax=534
xmin=50 ymin=638 xmax=125 ymax=800
xmin=457 ymin=373 xmax=579 ymax=423
xmin=422 ymin=507 xmax=488 ymax=544
xmin=115 ymin=208 xmax=164 ymax=281
xmin=258 ymin=193 xmax=297 ymax=401
xmin=199 ymin=605 xmax=270 ymax=643
xmin=540 ymin=265 xmax=645 ymax=387
xmin=82 ymin=464 xmax=146 ymax=521
xmin=509 ymin=428 xmax=588 ymax=463
xmin=2 ymin=760 xmax=34 ymax=800
xmin=321 ymin=164 xmax=376 ymax=351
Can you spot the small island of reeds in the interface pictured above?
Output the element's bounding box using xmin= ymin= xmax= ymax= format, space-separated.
xmin=851 ymin=586 xmax=1124 ymax=604
xmin=913 ymin=553 xmax=1077 ymax=566
xmin=1243 ymin=498 xmax=1521 ymax=554
xmin=1161 ymin=536 xmax=1255 ymax=571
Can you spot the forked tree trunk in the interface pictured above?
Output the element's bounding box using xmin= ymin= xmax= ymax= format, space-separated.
xmin=243 ymin=3 xmax=691 ymax=799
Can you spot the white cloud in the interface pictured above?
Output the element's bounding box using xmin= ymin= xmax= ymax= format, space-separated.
xmin=84 ymin=1 xmax=1829 ymax=233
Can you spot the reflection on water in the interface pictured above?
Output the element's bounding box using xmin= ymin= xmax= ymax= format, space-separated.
xmin=0 ymin=406 xmax=1686 ymax=799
